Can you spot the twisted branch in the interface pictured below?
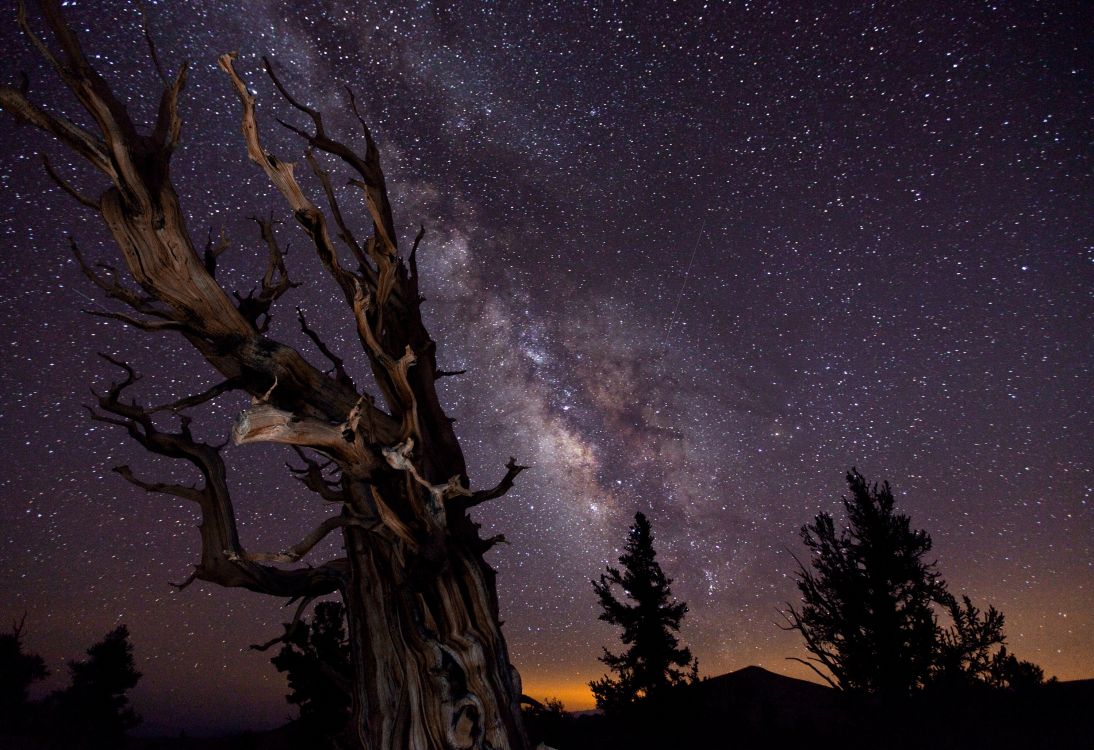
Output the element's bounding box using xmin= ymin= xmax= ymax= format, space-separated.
xmin=228 ymin=512 xmax=371 ymax=564
xmin=465 ymin=458 xmax=528 ymax=509
xmin=91 ymin=357 xmax=346 ymax=599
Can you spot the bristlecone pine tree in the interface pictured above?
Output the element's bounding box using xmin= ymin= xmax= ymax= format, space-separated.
xmin=782 ymin=469 xmax=947 ymax=698
xmin=0 ymin=2 xmax=530 ymax=748
xmin=590 ymin=512 xmax=696 ymax=710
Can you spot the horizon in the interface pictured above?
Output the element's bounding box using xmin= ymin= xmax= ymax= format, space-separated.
xmin=1 ymin=0 xmax=1090 ymax=738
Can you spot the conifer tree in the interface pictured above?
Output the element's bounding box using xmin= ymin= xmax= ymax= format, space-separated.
xmin=783 ymin=469 xmax=1048 ymax=699
xmin=782 ymin=469 xmax=946 ymax=698
xmin=590 ymin=512 xmax=696 ymax=710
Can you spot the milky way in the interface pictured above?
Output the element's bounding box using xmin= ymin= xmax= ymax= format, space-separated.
xmin=0 ymin=0 xmax=1089 ymax=736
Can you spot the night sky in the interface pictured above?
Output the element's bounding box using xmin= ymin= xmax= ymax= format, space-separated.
xmin=0 ymin=0 xmax=1090 ymax=737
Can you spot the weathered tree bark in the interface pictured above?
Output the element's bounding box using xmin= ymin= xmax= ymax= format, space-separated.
xmin=1 ymin=3 xmax=530 ymax=748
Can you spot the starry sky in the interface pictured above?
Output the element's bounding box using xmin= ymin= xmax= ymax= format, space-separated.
xmin=0 ymin=0 xmax=1090 ymax=737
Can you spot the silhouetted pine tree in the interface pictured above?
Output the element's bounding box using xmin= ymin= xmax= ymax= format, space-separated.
xmin=46 ymin=625 xmax=141 ymax=746
xmin=0 ymin=615 xmax=48 ymax=734
xmin=782 ymin=469 xmax=946 ymax=699
xmin=271 ymin=601 xmax=352 ymax=737
xmin=590 ymin=512 xmax=696 ymax=711
xmin=783 ymin=470 xmax=1049 ymax=701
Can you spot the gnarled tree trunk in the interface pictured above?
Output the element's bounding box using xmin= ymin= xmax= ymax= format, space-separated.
xmin=0 ymin=3 xmax=529 ymax=748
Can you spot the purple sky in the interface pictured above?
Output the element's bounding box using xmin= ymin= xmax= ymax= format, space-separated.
xmin=1 ymin=0 xmax=1089 ymax=735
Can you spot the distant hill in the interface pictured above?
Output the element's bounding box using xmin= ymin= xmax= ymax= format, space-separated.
xmin=692 ymin=664 xmax=842 ymax=726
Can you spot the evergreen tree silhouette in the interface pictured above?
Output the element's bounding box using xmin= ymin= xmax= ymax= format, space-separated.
xmin=271 ymin=601 xmax=352 ymax=737
xmin=782 ymin=469 xmax=946 ymax=699
xmin=47 ymin=625 xmax=141 ymax=746
xmin=0 ymin=615 xmax=48 ymax=734
xmin=783 ymin=469 xmax=1048 ymax=702
xmin=590 ymin=512 xmax=696 ymax=711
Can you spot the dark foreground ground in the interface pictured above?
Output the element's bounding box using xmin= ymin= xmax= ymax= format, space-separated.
xmin=524 ymin=666 xmax=1094 ymax=750
xmin=4 ymin=666 xmax=1092 ymax=749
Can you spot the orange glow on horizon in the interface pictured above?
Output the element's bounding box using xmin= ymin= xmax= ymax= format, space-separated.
xmin=521 ymin=678 xmax=597 ymax=712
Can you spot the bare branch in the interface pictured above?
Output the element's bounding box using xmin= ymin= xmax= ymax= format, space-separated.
xmin=382 ymin=438 xmax=471 ymax=532
xmin=228 ymin=513 xmax=369 ymax=564
xmin=0 ymin=84 xmax=112 ymax=175
xmin=232 ymin=402 xmax=379 ymax=471
xmin=218 ymin=55 xmax=429 ymax=434
xmin=263 ymin=61 xmax=397 ymax=258
xmin=17 ymin=0 xmax=64 ymax=77
xmin=147 ymin=378 xmax=242 ymax=414
xmin=114 ymin=464 xmax=202 ymax=502
xmin=232 ymin=403 xmax=339 ymax=448
xmin=351 ymin=281 xmax=420 ymax=435
xmin=218 ymin=53 xmax=363 ymax=307
xmin=232 ymin=215 xmax=298 ymax=331
xmin=409 ymin=223 xmax=425 ymax=280
xmin=169 ymin=569 xmax=198 ymax=591
xmin=87 ymin=309 xmax=191 ymax=332
xmin=97 ymin=353 xmax=140 ymax=397
xmin=304 ymin=148 xmax=369 ymax=269
xmin=203 ymin=227 xmax=231 ymax=276
xmin=151 ymin=60 xmax=188 ymax=154
xmin=250 ymin=595 xmax=316 ymax=651
xmin=138 ymin=2 xmax=169 ymax=85
xmin=41 ymin=154 xmax=98 ymax=209
xmin=89 ymin=362 xmax=349 ymax=599
xmin=218 ymin=54 xmax=313 ymax=212
xmin=785 ymin=656 xmax=840 ymax=689
xmin=465 ymin=458 xmax=528 ymax=509
xmin=288 ymin=446 xmax=348 ymax=503
xmin=435 ymin=369 xmax=467 ymax=380
xmin=262 ymin=57 xmax=324 ymax=132
xmin=480 ymin=534 xmax=509 ymax=553
xmin=70 ymin=237 xmax=169 ymax=316
xmin=297 ymin=306 xmax=354 ymax=390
